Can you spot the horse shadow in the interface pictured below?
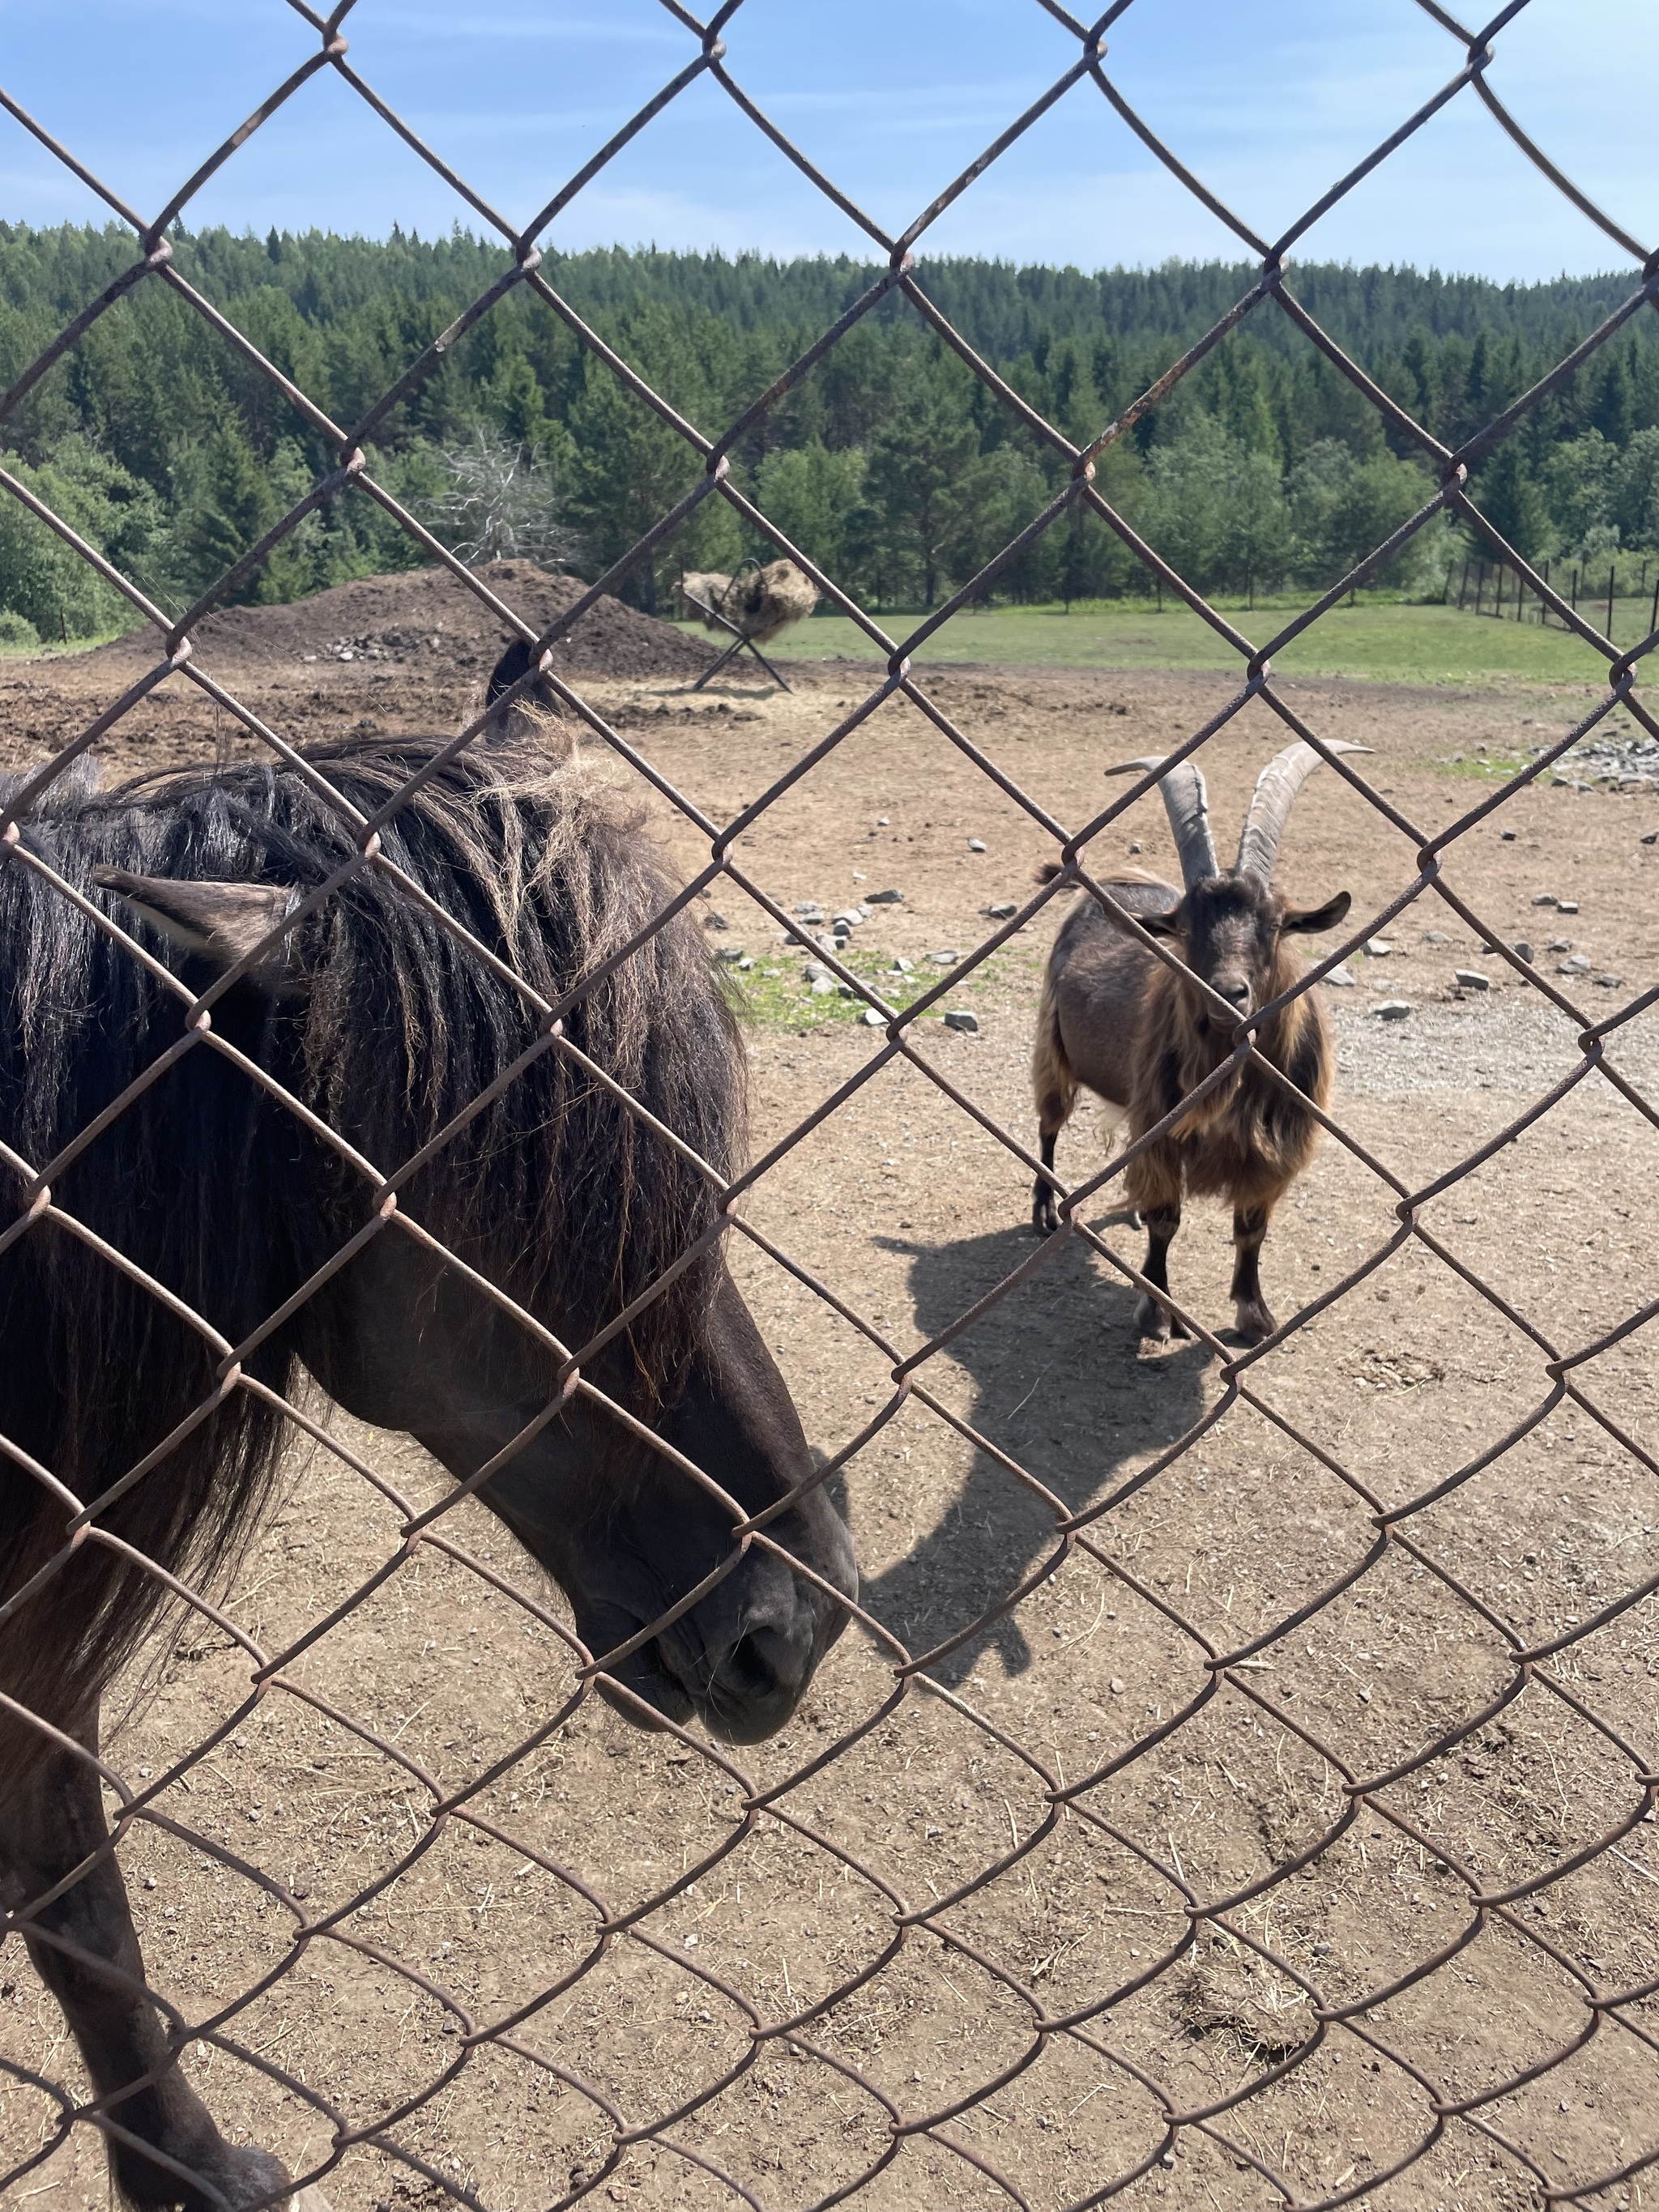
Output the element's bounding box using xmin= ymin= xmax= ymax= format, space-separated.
xmin=858 ymin=1218 xmax=1210 ymax=1686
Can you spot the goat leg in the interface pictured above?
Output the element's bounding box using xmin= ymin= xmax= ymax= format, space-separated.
xmin=1230 ymin=1204 xmax=1277 ymax=1345
xmin=1134 ymin=1203 xmax=1190 ymax=1340
xmin=1029 ymin=1004 xmax=1075 ymax=1238
xmin=1031 ymin=1127 xmax=1063 ymax=1236
xmin=0 ymin=1709 xmax=297 ymax=2212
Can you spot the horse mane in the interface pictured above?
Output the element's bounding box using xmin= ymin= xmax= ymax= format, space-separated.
xmin=0 ymin=735 xmax=743 ymax=1780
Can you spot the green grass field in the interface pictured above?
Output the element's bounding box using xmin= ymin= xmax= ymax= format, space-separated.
xmin=686 ymin=597 xmax=1653 ymax=689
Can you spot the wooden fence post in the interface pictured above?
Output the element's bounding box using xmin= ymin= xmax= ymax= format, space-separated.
xmin=1457 ymin=559 xmax=1469 ymax=611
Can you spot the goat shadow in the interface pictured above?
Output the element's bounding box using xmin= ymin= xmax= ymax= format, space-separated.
xmin=858 ymin=1219 xmax=1209 ymax=1686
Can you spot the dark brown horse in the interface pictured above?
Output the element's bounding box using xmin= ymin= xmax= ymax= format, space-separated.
xmin=0 ymin=677 xmax=855 ymax=2210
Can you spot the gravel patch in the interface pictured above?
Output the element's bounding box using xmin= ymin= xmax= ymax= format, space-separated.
xmin=1332 ymin=993 xmax=1659 ymax=1097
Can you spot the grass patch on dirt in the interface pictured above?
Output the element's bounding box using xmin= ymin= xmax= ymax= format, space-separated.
xmin=693 ymin=599 xmax=1640 ymax=688
xmin=721 ymin=940 xmax=1034 ymax=1034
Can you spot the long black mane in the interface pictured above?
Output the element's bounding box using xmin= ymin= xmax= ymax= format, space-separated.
xmin=0 ymin=734 xmax=743 ymax=1778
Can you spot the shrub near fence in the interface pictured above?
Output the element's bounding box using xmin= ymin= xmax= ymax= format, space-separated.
xmin=3 ymin=5 xmax=1659 ymax=2210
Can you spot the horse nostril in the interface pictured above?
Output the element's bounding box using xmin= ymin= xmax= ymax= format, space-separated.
xmin=725 ymin=1636 xmax=778 ymax=1698
xmin=724 ymin=1629 xmax=788 ymax=1702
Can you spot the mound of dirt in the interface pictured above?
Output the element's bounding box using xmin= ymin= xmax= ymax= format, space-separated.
xmin=91 ymin=562 xmax=715 ymax=683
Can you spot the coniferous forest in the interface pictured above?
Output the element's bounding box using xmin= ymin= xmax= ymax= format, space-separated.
xmin=2 ymin=219 xmax=1657 ymax=641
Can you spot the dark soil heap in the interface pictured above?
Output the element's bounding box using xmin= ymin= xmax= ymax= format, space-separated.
xmin=91 ymin=562 xmax=715 ymax=683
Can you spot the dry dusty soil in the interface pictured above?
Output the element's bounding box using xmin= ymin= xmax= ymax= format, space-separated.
xmin=4 ymin=616 xmax=1659 ymax=2212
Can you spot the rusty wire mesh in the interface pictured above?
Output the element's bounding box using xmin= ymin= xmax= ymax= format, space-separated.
xmin=2 ymin=2 xmax=1659 ymax=2207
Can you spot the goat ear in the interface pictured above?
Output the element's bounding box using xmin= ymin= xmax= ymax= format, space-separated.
xmin=1139 ymin=908 xmax=1183 ymax=938
xmin=94 ymin=869 xmax=301 ymax=980
xmin=1280 ymin=890 xmax=1352 ymax=934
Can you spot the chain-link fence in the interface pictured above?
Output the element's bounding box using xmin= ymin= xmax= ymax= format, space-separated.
xmin=2 ymin=3 xmax=1658 ymax=2208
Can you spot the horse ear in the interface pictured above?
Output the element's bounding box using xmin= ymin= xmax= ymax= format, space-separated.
xmin=93 ymin=868 xmax=300 ymax=980
xmin=485 ymin=638 xmax=567 ymax=748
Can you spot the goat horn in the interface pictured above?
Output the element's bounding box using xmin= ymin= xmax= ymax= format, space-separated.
xmin=1235 ymin=740 xmax=1371 ymax=882
xmin=1105 ymin=754 xmax=1218 ymax=891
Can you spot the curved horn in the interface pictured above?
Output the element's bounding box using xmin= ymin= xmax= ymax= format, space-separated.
xmin=1235 ymin=739 xmax=1371 ymax=882
xmin=1105 ymin=753 xmax=1217 ymax=891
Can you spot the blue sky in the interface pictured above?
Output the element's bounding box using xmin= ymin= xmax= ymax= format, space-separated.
xmin=0 ymin=1 xmax=1653 ymax=281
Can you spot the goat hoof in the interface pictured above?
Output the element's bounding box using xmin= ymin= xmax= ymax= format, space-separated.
xmin=1234 ymin=1306 xmax=1275 ymax=1346
xmin=1134 ymin=1294 xmax=1171 ymax=1343
xmin=1031 ymin=1198 xmax=1061 ymax=1237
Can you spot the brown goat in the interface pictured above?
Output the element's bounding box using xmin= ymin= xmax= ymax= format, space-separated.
xmin=1030 ymin=741 xmax=1363 ymax=1344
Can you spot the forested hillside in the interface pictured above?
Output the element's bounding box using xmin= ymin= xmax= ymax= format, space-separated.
xmin=2 ymin=220 xmax=1657 ymax=640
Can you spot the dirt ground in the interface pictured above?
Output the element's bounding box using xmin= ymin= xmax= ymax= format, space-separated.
xmin=4 ymin=624 xmax=1659 ymax=2212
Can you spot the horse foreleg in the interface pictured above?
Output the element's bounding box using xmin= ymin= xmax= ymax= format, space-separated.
xmin=0 ymin=1715 xmax=297 ymax=2212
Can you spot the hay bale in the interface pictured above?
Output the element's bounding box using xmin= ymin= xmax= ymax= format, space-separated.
xmin=677 ymin=560 xmax=818 ymax=646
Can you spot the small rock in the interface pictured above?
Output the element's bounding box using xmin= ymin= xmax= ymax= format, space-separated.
xmin=1324 ymin=965 xmax=1355 ymax=988
xmin=1642 ymin=829 xmax=1657 ymax=846
xmin=713 ymin=945 xmax=745 ymax=963
xmin=1531 ymin=893 xmax=1559 ymax=907
xmin=1548 ymin=937 xmax=1572 ymax=952
xmin=1422 ymin=930 xmax=1450 ymax=944
xmin=1512 ymin=942 xmax=1533 ymax=962
xmin=1593 ymin=973 xmax=1624 ymax=988
xmin=861 ymin=1007 xmax=885 ymax=1027
xmin=1373 ymin=1000 xmax=1413 ymax=1021
xmin=1453 ymin=970 xmax=1490 ymax=991
xmin=1559 ymin=955 xmax=1591 ymax=974
xmin=867 ymin=887 xmax=904 ymax=905
xmin=943 ymin=1010 xmax=979 ymax=1035
xmin=928 ymin=948 xmax=960 ymax=966
xmin=1500 ymin=829 xmax=1516 ymax=841
xmin=1110 ymin=1677 xmax=1125 ymax=1695
xmin=810 ymin=975 xmax=836 ymax=996
xmin=703 ymin=912 xmax=729 ymax=931
xmin=794 ymin=901 xmax=825 ymax=921
xmin=1364 ymin=938 xmax=1393 ymax=957
xmin=891 ymin=956 xmax=914 ymax=974
xmin=987 ymin=901 xmax=1018 ymax=919
xmin=1128 ymin=840 xmax=1142 ymax=854
xmin=836 ymin=982 xmax=856 ymax=998
xmin=803 ymin=961 xmax=830 ymax=982
xmin=736 ymin=957 xmax=753 ymax=971
xmin=1557 ymin=899 xmax=1579 ymax=914
xmin=831 ymin=909 xmax=862 ymax=930
xmin=967 ymin=837 xmax=987 ymax=854
xmin=877 ymin=816 xmax=889 ymax=826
